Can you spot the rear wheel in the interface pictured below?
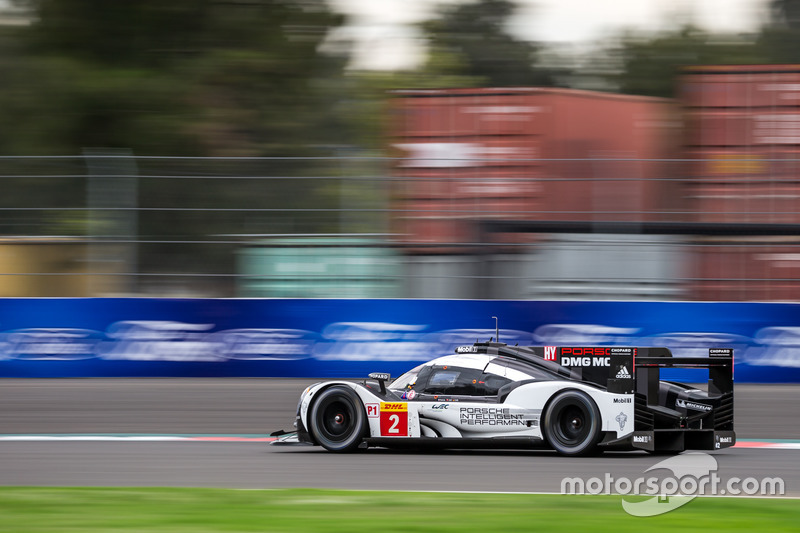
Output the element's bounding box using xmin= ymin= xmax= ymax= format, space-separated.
xmin=308 ymin=386 xmax=367 ymax=452
xmin=543 ymin=390 xmax=602 ymax=456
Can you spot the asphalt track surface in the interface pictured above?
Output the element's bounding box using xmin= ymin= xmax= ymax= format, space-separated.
xmin=1 ymin=379 xmax=799 ymax=495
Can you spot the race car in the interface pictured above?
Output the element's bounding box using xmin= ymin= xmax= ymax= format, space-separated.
xmin=271 ymin=341 xmax=735 ymax=456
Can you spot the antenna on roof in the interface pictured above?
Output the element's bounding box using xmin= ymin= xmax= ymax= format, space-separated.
xmin=492 ymin=316 xmax=499 ymax=343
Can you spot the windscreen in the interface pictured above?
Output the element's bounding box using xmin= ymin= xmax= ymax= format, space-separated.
xmin=388 ymin=364 xmax=423 ymax=392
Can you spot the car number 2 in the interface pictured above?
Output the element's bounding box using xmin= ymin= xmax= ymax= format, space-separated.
xmin=379 ymin=405 xmax=408 ymax=437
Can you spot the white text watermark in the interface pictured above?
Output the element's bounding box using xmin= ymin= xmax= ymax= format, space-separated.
xmin=560 ymin=453 xmax=785 ymax=516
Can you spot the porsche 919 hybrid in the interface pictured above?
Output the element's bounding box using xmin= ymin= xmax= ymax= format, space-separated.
xmin=272 ymin=341 xmax=734 ymax=456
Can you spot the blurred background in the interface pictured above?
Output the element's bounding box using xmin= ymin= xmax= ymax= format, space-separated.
xmin=1 ymin=0 xmax=800 ymax=301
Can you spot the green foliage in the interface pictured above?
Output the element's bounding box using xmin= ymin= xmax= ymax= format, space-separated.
xmin=607 ymin=26 xmax=767 ymax=98
xmin=420 ymin=0 xmax=555 ymax=87
xmin=757 ymin=26 xmax=800 ymax=64
xmin=0 ymin=0 xmax=348 ymax=156
xmin=0 ymin=488 xmax=798 ymax=533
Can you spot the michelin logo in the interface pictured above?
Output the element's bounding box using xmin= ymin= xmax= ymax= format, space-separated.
xmin=676 ymin=398 xmax=712 ymax=412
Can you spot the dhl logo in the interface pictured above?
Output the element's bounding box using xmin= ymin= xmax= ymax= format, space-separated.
xmin=380 ymin=402 xmax=407 ymax=412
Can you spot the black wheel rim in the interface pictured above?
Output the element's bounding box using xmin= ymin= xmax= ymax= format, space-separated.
xmin=319 ymin=399 xmax=355 ymax=442
xmin=553 ymin=404 xmax=590 ymax=446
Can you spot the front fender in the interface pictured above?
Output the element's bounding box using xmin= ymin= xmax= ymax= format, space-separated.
xmin=300 ymin=381 xmax=421 ymax=440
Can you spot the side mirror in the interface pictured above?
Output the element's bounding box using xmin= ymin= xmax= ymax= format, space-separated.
xmin=368 ymin=372 xmax=391 ymax=394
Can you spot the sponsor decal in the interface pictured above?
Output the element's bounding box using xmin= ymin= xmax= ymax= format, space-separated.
xmin=676 ymin=399 xmax=712 ymax=412
xmin=369 ymin=372 xmax=391 ymax=381
xmin=544 ymin=346 xmax=557 ymax=361
xmin=366 ymin=404 xmax=380 ymax=418
xmin=379 ymin=402 xmax=408 ymax=437
xmin=406 ymin=389 xmax=417 ymax=400
xmin=430 ymin=403 xmax=448 ymax=410
xmin=613 ymin=397 xmax=632 ymax=404
xmin=709 ymin=348 xmax=732 ymax=357
xmin=314 ymin=322 xmax=452 ymax=362
xmin=209 ymin=328 xmax=316 ymax=361
xmin=615 ymin=366 xmax=632 ymax=379
xmin=615 ymin=412 xmax=627 ymax=431
xmin=459 ymin=407 xmax=526 ymax=426
xmin=0 ymin=328 xmax=103 ymax=361
xmin=719 ymin=436 xmax=733 ymax=443
xmin=560 ymin=347 xmax=635 ymax=368
xmin=456 ymin=345 xmax=478 ymax=354
xmin=394 ymin=142 xmax=538 ymax=169
xmin=563 ymin=347 xmax=611 ymax=356
xmin=633 ymin=435 xmax=651 ymax=443
xmin=561 ymin=356 xmax=610 ymax=367
xmin=100 ymin=321 xmax=223 ymax=362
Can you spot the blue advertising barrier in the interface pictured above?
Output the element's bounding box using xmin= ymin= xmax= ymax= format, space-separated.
xmin=0 ymin=299 xmax=799 ymax=382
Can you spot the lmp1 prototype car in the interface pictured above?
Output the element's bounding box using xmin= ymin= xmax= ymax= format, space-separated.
xmin=272 ymin=341 xmax=735 ymax=456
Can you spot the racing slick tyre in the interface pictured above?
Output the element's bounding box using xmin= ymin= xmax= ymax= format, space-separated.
xmin=308 ymin=386 xmax=368 ymax=452
xmin=543 ymin=390 xmax=603 ymax=457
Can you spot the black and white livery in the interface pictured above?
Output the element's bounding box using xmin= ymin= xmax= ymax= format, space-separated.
xmin=272 ymin=342 xmax=735 ymax=456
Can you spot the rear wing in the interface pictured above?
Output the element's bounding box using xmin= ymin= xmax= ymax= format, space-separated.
xmin=633 ymin=347 xmax=734 ymax=399
xmin=471 ymin=343 xmax=733 ymax=396
xmin=509 ymin=345 xmax=733 ymax=397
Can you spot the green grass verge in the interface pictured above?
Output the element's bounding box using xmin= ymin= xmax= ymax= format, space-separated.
xmin=0 ymin=488 xmax=797 ymax=532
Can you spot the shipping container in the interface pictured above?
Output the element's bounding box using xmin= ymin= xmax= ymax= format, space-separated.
xmin=687 ymin=240 xmax=800 ymax=301
xmin=685 ymin=109 xmax=800 ymax=146
xmin=681 ymin=65 xmax=800 ymax=109
xmin=686 ymin=182 xmax=800 ymax=224
xmin=684 ymin=148 xmax=800 ymax=182
xmin=681 ymin=65 xmax=800 ymax=229
xmin=0 ymin=238 xmax=127 ymax=296
xmin=391 ymin=88 xmax=680 ymax=249
xmin=237 ymin=237 xmax=401 ymax=298
xmin=680 ymin=66 xmax=800 ymax=300
xmin=521 ymin=234 xmax=687 ymax=300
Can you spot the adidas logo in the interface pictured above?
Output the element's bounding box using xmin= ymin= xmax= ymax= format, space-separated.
xmin=615 ymin=366 xmax=631 ymax=379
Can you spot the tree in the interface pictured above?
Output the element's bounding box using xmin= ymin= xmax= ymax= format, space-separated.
xmin=606 ymin=26 xmax=764 ymax=98
xmin=771 ymin=0 xmax=800 ymax=29
xmin=0 ymin=1 xmax=356 ymax=295
xmin=757 ymin=0 xmax=800 ymax=63
xmin=420 ymin=0 xmax=555 ymax=87
xmin=0 ymin=0 xmax=350 ymax=156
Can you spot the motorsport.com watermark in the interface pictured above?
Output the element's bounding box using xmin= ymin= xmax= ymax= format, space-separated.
xmin=560 ymin=453 xmax=785 ymax=517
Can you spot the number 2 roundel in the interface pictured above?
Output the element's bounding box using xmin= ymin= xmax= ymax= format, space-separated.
xmin=379 ymin=402 xmax=408 ymax=437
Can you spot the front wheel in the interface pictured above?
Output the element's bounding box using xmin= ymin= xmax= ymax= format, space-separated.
xmin=308 ymin=386 xmax=367 ymax=452
xmin=543 ymin=390 xmax=602 ymax=456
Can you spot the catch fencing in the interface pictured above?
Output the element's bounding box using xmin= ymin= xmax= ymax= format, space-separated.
xmin=1 ymin=154 xmax=799 ymax=301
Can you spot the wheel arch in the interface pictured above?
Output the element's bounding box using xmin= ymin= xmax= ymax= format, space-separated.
xmin=306 ymin=383 xmax=371 ymax=452
xmin=301 ymin=381 xmax=362 ymax=446
xmin=540 ymin=386 xmax=604 ymax=456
